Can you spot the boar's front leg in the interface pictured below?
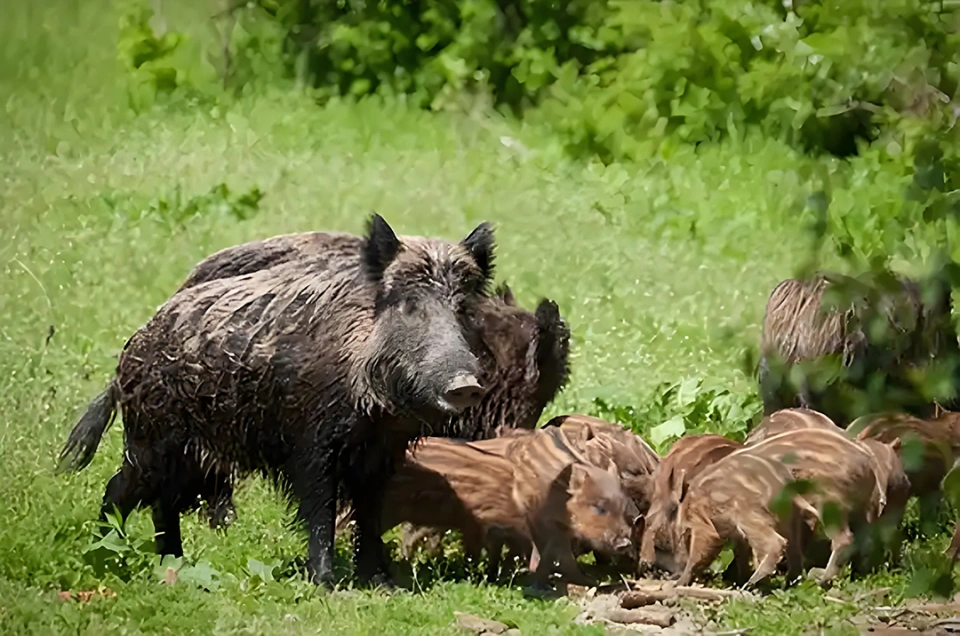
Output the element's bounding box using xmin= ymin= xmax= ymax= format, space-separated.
xmin=346 ymin=467 xmax=393 ymax=588
xmin=290 ymin=444 xmax=340 ymax=588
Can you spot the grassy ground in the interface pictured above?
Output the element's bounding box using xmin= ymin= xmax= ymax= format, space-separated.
xmin=2 ymin=1 xmax=960 ymax=634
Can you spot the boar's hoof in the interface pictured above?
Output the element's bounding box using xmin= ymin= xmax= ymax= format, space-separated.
xmin=439 ymin=374 xmax=486 ymax=413
xmin=307 ymin=566 xmax=336 ymax=590
xmin=363 ymin=572 xmax=396 ymax=592
xmin=806 ymin=567 xmax=834 ymax=587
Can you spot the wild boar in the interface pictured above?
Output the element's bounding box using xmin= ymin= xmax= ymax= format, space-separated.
xmin=849 ymin=411 xmax=960 ymax=499
xmin=738 ymin=428 xmax=882 ymax=584
xmin=541 ymin=414 xmax=660 ymax=515
xmin=851 ymin=436 xmax=910 ymax=573
xmin=757 ymin=267 xmax=960 ymax=427
xmin=638 ymin=433 xmax=743 ymax=577
xmin=171 ymin=232 xmax=573 ymax=531
xmin=58 ymin=214 xmax=502 ymax=588
xmin=670 ymin=451 xmax=815 ymax=588
xmin=379 ymin=436 xmax=533 ymax=582
xmin=504 ymin=426 xmax=638 ymax=589
xmin=381 ymin=428 xmax=636 ymax=586
xmin=745 ymin=408 xmax=844 ymax=445
xmin=849 ymin=410 xmax=960 ymax=534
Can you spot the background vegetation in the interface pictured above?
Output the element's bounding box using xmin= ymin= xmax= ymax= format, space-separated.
xmin=3 ymin=0 xmax=960 ymax=633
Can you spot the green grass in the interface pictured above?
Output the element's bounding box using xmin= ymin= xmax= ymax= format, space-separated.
xmin=2 ymin=1 xmax=960 ymax=634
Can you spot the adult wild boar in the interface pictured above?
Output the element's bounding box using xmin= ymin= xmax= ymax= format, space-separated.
xmin=177 ymin=231 xmax=573 ymax=442
xmin=58 ymin=214 xmax=501 ymax=588
xmin=758 ymin=267 xmax=960 ymax=427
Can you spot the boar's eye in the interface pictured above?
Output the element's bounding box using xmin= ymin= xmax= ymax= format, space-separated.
xmin=401 ymin=298 xmax=419 ymax=316
xmin=592 ymin=504 xmax=608 ymax=516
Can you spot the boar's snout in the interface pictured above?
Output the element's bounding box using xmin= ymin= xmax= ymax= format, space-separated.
xmin=437 ymin=373 xmax=486 ymax=413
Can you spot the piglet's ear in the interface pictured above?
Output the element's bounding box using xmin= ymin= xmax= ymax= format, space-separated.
xmin=462 ymin=221 xmax=496 ymax=281
xmin=363 ymin=213 xmax=401 ymax=280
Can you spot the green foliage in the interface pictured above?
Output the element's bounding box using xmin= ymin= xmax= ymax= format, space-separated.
xmin=7 ymin=0 xmax=960 ymax=631
xmin=591 ymin=376 xmax=762 ymax=453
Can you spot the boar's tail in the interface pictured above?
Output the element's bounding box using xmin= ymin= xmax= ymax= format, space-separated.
xmin=57 ymin=379 xmax=121 ymax=474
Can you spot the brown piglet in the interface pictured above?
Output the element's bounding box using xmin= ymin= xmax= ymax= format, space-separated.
xmin=745 ymin=408 xmax=845 ymax=445
xmin=740 ymin=428 xmax=882 ymax=584
xmin=506 ymin=426 xmax=639 ymax=589
xmin=638 ymin=433 xmax=744 ymax=575
xmin=542 ymin=414 xmax=660 ymax=514
xmin=671 ymin=450 xmax=815 ymax=588
xmin=380 ymin=436 xmax=533 ymax=582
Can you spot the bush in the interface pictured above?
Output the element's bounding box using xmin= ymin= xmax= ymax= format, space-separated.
xmin=225 ymin=0 xmax=960 ymax=163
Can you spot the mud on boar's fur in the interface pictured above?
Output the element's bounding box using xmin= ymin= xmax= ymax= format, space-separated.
xmin=745 ymin=408 xmax=845 ymax=445
xmin=670 ymin=451 xmax=815 ymax=588
xmin=58 ymin=214 xmax=508 ymax=588
xmin=739 ymin=428 xmax=883 ymax=584
xmin=758 ymin=267 xmax=960 ymax=427
xmin=638 ymin=433 xmax=743 ymax=576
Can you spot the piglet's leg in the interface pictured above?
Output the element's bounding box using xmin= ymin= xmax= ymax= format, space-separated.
xmin=554 ymin=545 xmax=596 ymax=587
xmin=946 ymin=521 xmax=960 ymax=562
xmin=817 ymin=524 xmax=854 ymax=585
xmin=743 ymin=525 xmax=787 ymax=589
xmin=676 ymin=522 xmax=725 ymax=587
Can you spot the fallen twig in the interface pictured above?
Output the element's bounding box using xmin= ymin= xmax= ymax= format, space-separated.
xmin=601 ymin=607 xmax=675 ymax=627
xmin=620 ymin=585 xmax=740 ymax=607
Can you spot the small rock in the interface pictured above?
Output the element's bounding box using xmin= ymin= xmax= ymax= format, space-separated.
xmin=454 ymin=612 xmax=509 ymax=635
xmin=57 ymin=591 xmax=72 ymax=602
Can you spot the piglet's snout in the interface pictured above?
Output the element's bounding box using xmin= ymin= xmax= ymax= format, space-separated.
xmin=441 ymin=373 xmax=486 ymax=412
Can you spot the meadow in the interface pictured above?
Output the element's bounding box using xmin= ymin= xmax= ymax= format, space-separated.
xmin=2 ymin=1 xmax=960 ymax=634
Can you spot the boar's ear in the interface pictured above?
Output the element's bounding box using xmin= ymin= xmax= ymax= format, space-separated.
xmin=888 ymin=437 xmax=903 ymax=452
xmin=569 ymin=462 xmax=588 ymax=492
xmin=363 ymin=213 xmax=401 ymax=280
xmin=462 ymin=221 xmax=496 ymax=282
xmin=606 ymin=458 xmax=619 ymax=478
xmin=670 ymin=468 xmax=687 ymax=503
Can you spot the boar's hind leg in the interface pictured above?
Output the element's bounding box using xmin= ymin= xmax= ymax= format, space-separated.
xmin=99 ymin=458 xmax=160 ymax=533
